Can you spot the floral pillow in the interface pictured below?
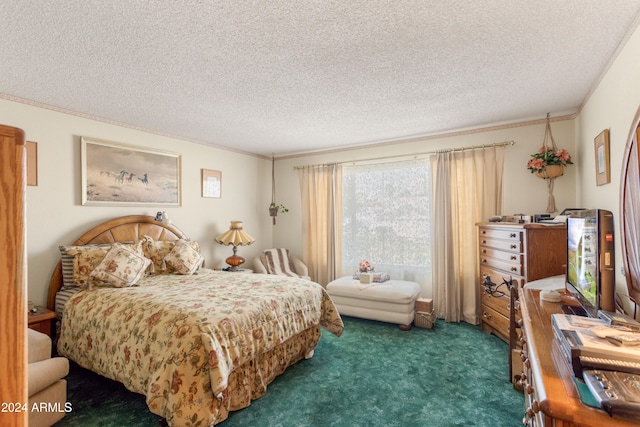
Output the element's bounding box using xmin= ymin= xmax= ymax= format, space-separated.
xmin=163 ymin=239 xmax=203 ymax=275
xmin=60 ymin=244 xmax=112 ymax=288
xmin=139 ymin=235 xmax=177 ymax=274
xmin=89 ymin=242 xmax=151 ymax=288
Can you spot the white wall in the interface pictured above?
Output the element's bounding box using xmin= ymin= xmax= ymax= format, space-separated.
xmin=1 ymin=98 xmax=273 ymax=306
xmin=575 ymin=21 xmax=640 ymax=313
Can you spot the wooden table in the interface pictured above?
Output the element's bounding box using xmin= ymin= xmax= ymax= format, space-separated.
xmin=28 ymin=306 xmax=56 ymax=338
xmin=519 ymin=288 xmax=639 ymax=426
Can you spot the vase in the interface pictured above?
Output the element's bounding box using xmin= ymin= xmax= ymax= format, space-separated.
xmin=535 ymin=164 xmax=564 ymax=179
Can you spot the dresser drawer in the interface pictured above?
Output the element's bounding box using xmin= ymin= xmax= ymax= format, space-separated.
xmin=480 ymin=304 xmax=509 ymax=341
xmin=480 ymin=256 xmax=523 ymax=275
xmin=481 ymin=286 xmax=510 ymax=317
xmin=480 ymin=266 xmax=524 ymax=289
xmin=479 ymin=236 xmax=523 ymax=253
xmin=479 ymin=228 xmax=522 ymax=242
xmin=479 ymin=246 xmax=523 ymax=264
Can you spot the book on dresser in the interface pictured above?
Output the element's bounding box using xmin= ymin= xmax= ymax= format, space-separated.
xmin=552 ymin=313 xmax=640 ymax=377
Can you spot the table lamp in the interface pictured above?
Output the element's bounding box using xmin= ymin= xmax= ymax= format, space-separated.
xmin=215 ymin=221 xmax=255 ymax=271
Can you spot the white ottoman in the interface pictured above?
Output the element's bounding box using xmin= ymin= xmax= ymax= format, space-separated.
xmin=326 ymin=276 xmax=421 ymax=329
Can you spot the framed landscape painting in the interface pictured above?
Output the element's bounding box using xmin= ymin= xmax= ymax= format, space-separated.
xmin=81 ymin=137 xmax=181 ymax=206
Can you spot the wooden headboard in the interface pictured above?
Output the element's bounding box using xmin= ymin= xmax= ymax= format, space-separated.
xmin=47 ymin=215 xmax=187 ymax=311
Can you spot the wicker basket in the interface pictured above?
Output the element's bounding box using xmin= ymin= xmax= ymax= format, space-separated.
xmin=415 ymin=310 xmax=436 ymax=329
xmin=535 ymin=164 xmax=564 ymax=179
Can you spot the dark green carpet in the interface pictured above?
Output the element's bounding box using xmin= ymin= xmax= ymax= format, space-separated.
xmin=56 ymin=317 xmax=524 ymax=426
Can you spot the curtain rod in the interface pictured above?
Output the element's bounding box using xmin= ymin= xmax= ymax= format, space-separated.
xmin=293 ymin=140 xmax=515 ymax=170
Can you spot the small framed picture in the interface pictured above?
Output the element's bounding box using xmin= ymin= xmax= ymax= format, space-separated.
xmin=27 ymin=141 xmax=37 ymax=186
xmin=594 ymin=129 xmax=610 ymax=186
xmin=202 ymin=169 xmax=221 ymax=198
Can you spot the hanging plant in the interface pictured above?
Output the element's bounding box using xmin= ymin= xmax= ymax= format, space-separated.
xmin=526 ymin=113 xmax=573 ymax=213
xmin=269 ymin=154 xmax=288 ymax=224
xmin=527 ymin=147 xmax=573 ymax=177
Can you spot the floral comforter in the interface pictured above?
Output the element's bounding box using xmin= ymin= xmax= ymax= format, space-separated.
xmin=58 ymin=269 xmax=344 ymax=426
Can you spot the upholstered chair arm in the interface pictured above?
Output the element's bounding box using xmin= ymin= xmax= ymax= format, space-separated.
xmin=28 ymin=358 xmax=69 ymax=397
xmin=290 ymin=255 xmax=308 ymax=277
xmin=253 ymin=256 xmax=268 ymax=274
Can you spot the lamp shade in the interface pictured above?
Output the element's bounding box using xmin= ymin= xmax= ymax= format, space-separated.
xmin=215 ymin=221 xmax=255 ymax=247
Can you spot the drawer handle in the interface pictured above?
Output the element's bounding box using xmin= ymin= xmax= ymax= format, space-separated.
xmin=510 ymin=255 xmax=517 ymax=260
xmin=511 ymin=267 xmax=518 ymax=272
xmin=481 ymin=259 xmax=488 ymax=264
xmin=482 ymin=249 xmax=487 ymax=254
xmin=482 ymin=240 xmax=487 ymax=244
xmin=482 ymin=311 xmax=492 ymax=319
xmin=510 ymin=244 xmax=517 ymax=249
xmin=510 ymin=233 xmax=517 ymax=238
xmin=481 ymin=230 xmax=487 ymax=235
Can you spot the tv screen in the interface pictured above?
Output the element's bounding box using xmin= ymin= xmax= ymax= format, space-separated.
xmin=566 ymin=209 xmax=616 ymax=317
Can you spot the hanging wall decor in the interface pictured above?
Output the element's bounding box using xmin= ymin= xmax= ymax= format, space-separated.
xmin=526 ymin=113 xmax=573 ymax=213
xmin=594 ymin=129 xmax=611 ymax=186
xmin=269 ymin=154 xmax=288 ymax=224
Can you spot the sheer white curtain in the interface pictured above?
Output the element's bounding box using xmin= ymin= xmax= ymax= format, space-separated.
xmin=298 ymin=164 xmax=342 ymax=286
xmin=431 ymin=147 xmax=505 ymax=323
xmin=341 ymin=160 xmax=432 ymax=296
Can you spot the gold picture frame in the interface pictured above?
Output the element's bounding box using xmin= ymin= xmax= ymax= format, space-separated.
xmin=81 ymin=137 xmax=181 ymax=206
xmin=594 ymin=129 xmax=610 ymax=186
xmin=202 ymin=169 xmax=221 ymax=198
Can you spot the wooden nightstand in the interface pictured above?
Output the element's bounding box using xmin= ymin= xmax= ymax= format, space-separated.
xmin=28 ymin=306 xmax=56 ymax=338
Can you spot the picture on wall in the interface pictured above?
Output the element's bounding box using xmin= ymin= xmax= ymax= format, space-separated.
xmin=81 ymin=137 xmax=181 ymax=206
xmin=594 ymin=129 xmax=610 ymax=186
xmin=202 ymin=169 xmax=222 ymax=198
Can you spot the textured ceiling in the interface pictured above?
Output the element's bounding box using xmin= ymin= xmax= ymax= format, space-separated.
xmin=2 ymin=1 xmax=640 ymax=157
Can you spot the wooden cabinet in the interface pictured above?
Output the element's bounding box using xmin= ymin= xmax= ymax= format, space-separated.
xmin=519 ymin=288 xmax=639 ymax=426
xmin=0 ymin=124 xmax=27 ymax=426
xmin=477 ymin=222 xmax=566 ymax=343
xmin=28 ymin=307 xmax=57 ymax=338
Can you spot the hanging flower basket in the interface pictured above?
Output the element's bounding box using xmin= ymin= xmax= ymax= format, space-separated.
xmin=534 ymin=164 xmax=564 ymax=179
xmin=526 ymin=113 xmax=574 ymax=213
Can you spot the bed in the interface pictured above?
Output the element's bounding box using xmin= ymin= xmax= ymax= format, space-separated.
xmin=47 ymin=215 xmax=344 ymax=426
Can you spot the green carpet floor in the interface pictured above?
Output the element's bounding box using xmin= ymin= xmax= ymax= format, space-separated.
xmin=57 ymin=317 xmax=524 ymax=426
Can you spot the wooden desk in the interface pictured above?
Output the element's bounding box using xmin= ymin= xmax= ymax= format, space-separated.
xmin=28 ymin=306 xmax=56 ymax=338
xmin=519 ymin=288 xmax=639 ymax=426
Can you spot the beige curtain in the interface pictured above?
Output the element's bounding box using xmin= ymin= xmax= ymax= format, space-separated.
xmin=431 ymin=146 xmax=505 ymax=324
xmin=298 ymin=164 xmax=342 ymax=286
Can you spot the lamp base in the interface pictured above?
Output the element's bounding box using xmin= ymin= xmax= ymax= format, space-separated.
xmin=225 ymin=254 xmax=245 ymax=271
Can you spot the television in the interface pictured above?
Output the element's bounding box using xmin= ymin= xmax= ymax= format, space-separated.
xmin=565 ymin=209 xmax=616 ymax=318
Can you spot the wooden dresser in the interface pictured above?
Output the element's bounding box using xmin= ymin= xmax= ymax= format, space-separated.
xmin=0 ymin=124 xmax=28 ymax=426
xmin=477 ymin=222 xmax=566 ymax=343
xmin=519 ymin=288 xmax=639 ymax=426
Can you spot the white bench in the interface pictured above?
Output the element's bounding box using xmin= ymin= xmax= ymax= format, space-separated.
xmin=326 ymin=276 xmax=421 ymax=330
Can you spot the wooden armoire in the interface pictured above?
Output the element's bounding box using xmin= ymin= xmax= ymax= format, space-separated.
xmin=0 ymin=124 xmax=28 ymax=426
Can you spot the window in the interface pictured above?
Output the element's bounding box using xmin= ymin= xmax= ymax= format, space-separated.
xmin=341 ymin=159 xmax=431 ymax=278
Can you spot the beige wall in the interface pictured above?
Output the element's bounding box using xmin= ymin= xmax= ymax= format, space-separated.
xmin=0 ymin=98 xmax=273 ymax=306
xmin=575 ymin=21 xmax=640 ymax=311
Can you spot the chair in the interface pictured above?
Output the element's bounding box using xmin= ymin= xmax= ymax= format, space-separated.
xmin=253 ymin=248 xmax=310 ymax=279
xmin=28 ymin=329 xmax=69 ymax=427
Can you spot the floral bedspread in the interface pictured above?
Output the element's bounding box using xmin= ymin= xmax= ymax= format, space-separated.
xmin=58 ymin=269 xmax=344 ymax=426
